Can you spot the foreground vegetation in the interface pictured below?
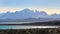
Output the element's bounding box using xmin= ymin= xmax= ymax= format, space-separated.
xmin=0 ymin=28 xmax=60 ymax=34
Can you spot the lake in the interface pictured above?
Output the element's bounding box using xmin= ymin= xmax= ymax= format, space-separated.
xmin=0 ymin=25 xmax=60 ymax=29
xmin=0 ymin=22 xmax=60 ymax=29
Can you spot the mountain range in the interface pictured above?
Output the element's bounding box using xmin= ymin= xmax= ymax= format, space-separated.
xmin=0 ymin=8 xmax=60 ymax=24
xmin=0 ymin=8 xmax=49 ymax=19
xmin=0 ymin=8 xmax=60 ymax=19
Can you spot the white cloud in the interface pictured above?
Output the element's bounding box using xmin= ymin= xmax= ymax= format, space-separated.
xmin=0 ymin=7 xmax=24 ymax=13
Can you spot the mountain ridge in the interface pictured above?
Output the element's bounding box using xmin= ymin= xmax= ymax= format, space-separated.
xmin=0 ymin=8 xmax=60 ymax=19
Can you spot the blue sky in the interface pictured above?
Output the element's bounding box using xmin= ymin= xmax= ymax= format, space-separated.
xmin=1 ymin=0 xmax=60 ymax=8
xmin=0 ymin=0 xmax=60 ymax=15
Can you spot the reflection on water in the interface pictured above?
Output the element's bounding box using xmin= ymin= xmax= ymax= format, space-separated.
xmin=0 ymin=25 xmax=60 ymax=29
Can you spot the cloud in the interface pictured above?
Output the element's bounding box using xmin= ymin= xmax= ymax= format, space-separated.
xmin=0 ymin=7 xmax=24 ymax=13
xmin=0 ymin=7 xmax=60 ymax=15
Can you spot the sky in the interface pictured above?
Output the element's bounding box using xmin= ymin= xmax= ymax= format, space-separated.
xmin=0 ymin=0 xmax=60 ymax=15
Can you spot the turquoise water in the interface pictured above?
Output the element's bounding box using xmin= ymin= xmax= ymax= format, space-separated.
xmin=0 ymin=25 xmax=60 ymax=29
xmin=0 ymin=22 xmax=60 ymax=29
xmin=0 ymin=25 xmax=29 ymax=29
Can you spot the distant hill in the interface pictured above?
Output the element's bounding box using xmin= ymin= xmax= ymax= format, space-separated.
xmin=22 ymin=20 xmax=60 ymax=25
